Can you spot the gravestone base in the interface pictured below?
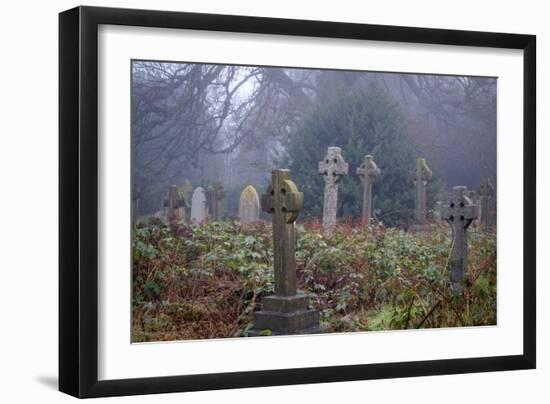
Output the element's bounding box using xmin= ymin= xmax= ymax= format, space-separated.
xmin=251 ymin=295 xmax=321 ymax=336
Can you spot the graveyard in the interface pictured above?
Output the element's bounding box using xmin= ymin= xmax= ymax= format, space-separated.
xmin=131 ymin=62 xmax=497 ymax=342
xmin=131 ymin=167 xmax=496 ymax=342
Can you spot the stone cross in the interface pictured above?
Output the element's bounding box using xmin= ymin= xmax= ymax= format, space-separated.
xmin=163 ymin=185 xmax=186 ymax=222
xmin=479 ymin=177 xmax=495 ymax=229
xmin=412 ymin=158 xmax=433 ymax=225
xmin=441 ymin=186 xmax=479 ymax=294
xmin=190 ymin=186 xmax=207 ymax=225
xmin=318 ymin=146 xmax=348 ymax=232
xmin=239 ymin=185 xmax=260 ymax=224
xmin=252 ymin=170 xmax=320 ymax=335
xmin=260 ymin=170 xmax=303 ymax=296
xmin=132 ymin=184 xmax=140 ymax=224
xmin=209 ymin=182 xmax=225 ymax=221
xmin=357 ymin=155 xmax=381 ymax=225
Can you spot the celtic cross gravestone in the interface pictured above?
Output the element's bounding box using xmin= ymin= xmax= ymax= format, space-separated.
xmin=441 ymin=186 xmax=479 ymax=294
xmin=412 ymin=158 xmax=432 ymax=225
xmin=357 ymin=155 xmax=381 ymax=225
xmin=479 ymin=177 xmax=496 ymax=229
xmin=252 ymin=170 xmax=320 ymax=335
xmin=318 ymin=147 xmax=348 ymax=232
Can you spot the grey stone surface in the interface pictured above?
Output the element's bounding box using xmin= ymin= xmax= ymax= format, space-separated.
xmin=357 ymin=155 xmax=381 ymax=225
xmin=238 ymin=185 xmax=260 ymax=224
xmin=252 ymin=170 xmax=320 ymax=335
xmin=479 ymin=177 xmax=496 ymax=229
xmin=190 ymin=186 xmax=207 ymax=225
xmin=441 ymin=186 xmax=479 ymax=294
xmin=318 ymin=146 xmax=348 ymax=232
xmin=252 ymin=308 xmax=320 ymax=336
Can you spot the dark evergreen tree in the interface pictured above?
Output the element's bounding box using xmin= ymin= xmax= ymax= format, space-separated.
xmin=285 ymin=85 xmax=439 ymax=227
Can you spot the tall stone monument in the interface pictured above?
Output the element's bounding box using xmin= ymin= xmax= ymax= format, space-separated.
xmin=441 ymin=186 xmax=479 ymax=294
xmin=479 ymin=177 xmax=496 ymax=229
xmin=190 ymin=186 xmax=207 ymax=225
xmin=239 ymin=185 xmax=260 ymax=224
xmin=357 ymin=155 xmax=381 ymax=225
xmin=252 ymin=170 xmax=320 ymax=335
xmin=412 ymin=158 xmax=433 ymax=228
xmin=318 ymin=146 xmax=349 ymax=232
xmin=163 ymin=185 xmax=186 ymax=223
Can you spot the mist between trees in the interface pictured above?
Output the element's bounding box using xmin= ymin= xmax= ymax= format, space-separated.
xmin=132 ymin=61 xmax=496 ymax=226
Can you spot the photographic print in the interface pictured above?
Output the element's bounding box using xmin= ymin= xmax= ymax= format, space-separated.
xmin=131 ymin=60 xmax=497 ymax=343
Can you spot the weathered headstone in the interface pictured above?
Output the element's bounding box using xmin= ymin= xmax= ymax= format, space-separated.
xmin=441 ymin=186 xmax=479 ymax=294
xmin=318 ymin=146 xmax=348 ymax=232
xmin=239 ymin=185 xmax=260 ymax=224
xmin=190 ymin=186 xmax=207 ymax=225
xmin=412 ymin=158 xmax=433 ymax=226
xmin=132 ymin=184 xmax=140 ymax=224
xmin=357 ymin=155 xmax=381 ymax=225
xmin=163 ymin=185 xmax=186 ymax=223
xmin=479 ymin=177 xmax=496 ymax=229
xmin=252 ymin=170 xmax=320 ymax=335
xmin=208 ymin=182 xmax=225 ymax=221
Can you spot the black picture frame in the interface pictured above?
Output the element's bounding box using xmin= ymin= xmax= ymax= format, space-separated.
xmin=59 ymin=5 xmax=536 ymax=398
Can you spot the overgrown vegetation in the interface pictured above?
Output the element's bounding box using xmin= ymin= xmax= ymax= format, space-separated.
xmin=132 ymin=218 xmax=496 ymax=342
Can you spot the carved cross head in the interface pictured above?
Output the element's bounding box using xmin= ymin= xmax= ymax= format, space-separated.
xmin=441 ymin=186 xmax=478 ymax=229
xmin=318 ymin=146 xmax=349 ymax=184
xmin=412 ymin=158 xmax=432 ymax=183
xmin=261 ymin=170 xmax=304 ymax=224
xmin=357 ymin=155 xmax=381 ymax=184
